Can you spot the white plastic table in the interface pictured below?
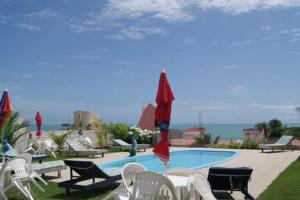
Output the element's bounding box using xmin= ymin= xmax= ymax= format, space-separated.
xmin=167 ymin=175 xmax=189 ymax=200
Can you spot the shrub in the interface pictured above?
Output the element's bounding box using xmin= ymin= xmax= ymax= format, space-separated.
xmin=226 ymin=139 xmax=241 ymax=149
xmin=284 ymin=128 xmax=300 ymax=139
xmin=103 ymin=123 xmax=129 ymax=141
xmin=241 ymin=139 xmax=260 ymax=149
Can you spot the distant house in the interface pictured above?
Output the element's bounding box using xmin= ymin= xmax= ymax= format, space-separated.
xmin=138 ymin=104 xmax=155 ymax=131
xmin=243 ymin=128 xmax=265 ymax=141
xmin=183 ymin=127 xmax=205 ymax=139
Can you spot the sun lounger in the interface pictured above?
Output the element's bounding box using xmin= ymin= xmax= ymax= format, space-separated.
xmin=58 ymin=160 xmax=121 ymax=193
xmin=112 ymin=139 xmax=149 ymax=152
xmin=208 ymin=167 xmax=254 ymax=200
xmin=66 ymin=139 xmax=107 ymax=157
xmin=259 ymin=135 xmax=293 ymax=152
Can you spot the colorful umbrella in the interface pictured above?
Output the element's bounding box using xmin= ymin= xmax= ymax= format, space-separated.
xmin=0 ymin=89 xmax=13 ymax=156
xmin=35 ymin=111 xmax=42 ymax=137
xmin=152 ymin=69 xmax=174 ymax=165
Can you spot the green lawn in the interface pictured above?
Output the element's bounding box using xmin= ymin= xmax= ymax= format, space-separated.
xmin=8 ymin=182 xmax=115 ymax=200
xmin=258 ymin=160 xmax=300 ymax=200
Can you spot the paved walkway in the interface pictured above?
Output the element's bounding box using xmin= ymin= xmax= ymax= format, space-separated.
xmin=47 ymin=148 xmax=299 ymax=199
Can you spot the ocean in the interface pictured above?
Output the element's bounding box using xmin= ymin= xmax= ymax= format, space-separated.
xmin=29 ymin=123 xmax=300 ymax=141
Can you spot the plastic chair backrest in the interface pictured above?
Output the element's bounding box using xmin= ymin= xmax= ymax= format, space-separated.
xmin=5 ymin=158 xmax=28 ymax=179
xmin=188 ymin=173 xmax=216 ymax=200
xmin=122 ymin=162 xmax=147 ymax=193
xmin=131 ymin=171 xmax=178 ymax=200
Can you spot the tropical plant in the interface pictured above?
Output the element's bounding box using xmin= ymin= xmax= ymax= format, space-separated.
xmin=213 ymin=135 xmax=221 ymax=144
xmin=49 ymin=131 xmax=71 ymax=155
xmin=103 ymin=123 xmax=129 ymax=141
xmin=255 ymin=122 xmax=269 ymax=138
xmin=1 ymin=112 xmax=30 ymax=146
xmin=255 ymin=119 xmax=286 ymax=138
xmin=268 ymin=119 xmax=286 ymax=137
xmin=194 ymin=133 xmax=211 ymax=144
xmin=93 ymin=115 xmax=105 ymax=147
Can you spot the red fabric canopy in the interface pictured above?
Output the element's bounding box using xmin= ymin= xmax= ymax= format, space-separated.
xmin=0 ymin=90 xmax=13 ymax=129
xmin=35 ymin=111 xmax=42 ymax=137
xmin=152 ymin=70 xmax=174 ymax=163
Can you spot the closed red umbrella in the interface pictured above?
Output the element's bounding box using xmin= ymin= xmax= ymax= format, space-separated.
xmin=35 ymin=111 xmax=42 ymax=137
xmin=0 ymin=89 xmax=13 ymax=129
xmin=0 ymin=89 xmax=13 ymax=160
xmin=152 ymin=69 xmax=174 ymax=165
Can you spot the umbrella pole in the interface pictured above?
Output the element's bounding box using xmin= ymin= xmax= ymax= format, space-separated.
xmin=1 ymin=127 xmax=5 ymax=163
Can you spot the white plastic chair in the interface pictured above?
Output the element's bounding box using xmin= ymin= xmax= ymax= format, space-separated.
xmin=41 ymin=139 xmax=57 ymax=158
xmin=82 ymin=137 xmax=94 ymax=149
xmin=167 ymin=168 xmax=195 ymax=177
xmin=18 ymin=153 xmax=47 ymax=192
xmin=187 ymin=173 xmax=217 ymax=200
xmin=0 ymin=158 xmax=34 ymax=200
xmin=130 ymin=171 xmax=178 ymax=200
xmin=103 ymin=162 xmax=147 ymax=200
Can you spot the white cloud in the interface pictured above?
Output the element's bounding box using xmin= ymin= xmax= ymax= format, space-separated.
xmin=289 ymin=38 xmax=299 ymax=42
xmin=120 ymin=26 xmax=166 ymax=39
xmin=113 ymin=70 xmax=125 ymax=76
xmin=261 ymin=25 xmax=272 ymax=31
xmin=15 ymin=23 xmax=41 ymax=31
xmin=227 ymin=85 xmax=247 ymax=95
xmin=222 ymin=65 xmax=238 ymax=70
xmin=177 ymin=101 xmax=240 ymax=111
xmin=231 ymin=40 xmax=252 ymax=46
xmin=23 ymin=8 xmax=56 ymax=20
xmin=69 ymin=24 xmax=102 ymax=33
xmin=12 ymin=73 xmax=33 ymax=79
xmin=38 ymin=62 xmax=64 ymax=69
xmin=102 ymin=0 xmax=300 ymax=23
xmin=103 ymin=0 xmax=193 ymax=23
xmin=278 ymin=30 xmax=290 ymax=34
xmin=184 ymin=37 xmax=197 ymax=45
xmin=249 ymin=103 xmax=296 ymax=113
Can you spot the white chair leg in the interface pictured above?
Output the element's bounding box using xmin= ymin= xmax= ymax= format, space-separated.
xmin=0 ymin=189 xmax=8 ymax=200
xmin=51 ymin=151 xmax=57 ymax=158
xmin=8 ymin=180 xmax=31 ymax=199
xmin=24 ymin=186 xmax=35 ymax=200
xmin=35 ymin=175 xmax=47 ymax=185
xmin=29 ymin=177 xmax=44 ymax=192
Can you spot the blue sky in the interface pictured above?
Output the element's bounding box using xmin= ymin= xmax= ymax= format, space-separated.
xmin=1 ymin=0 xmax=300 ymax=124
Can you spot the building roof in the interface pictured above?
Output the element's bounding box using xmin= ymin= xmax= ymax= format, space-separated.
xmin=138 ymin=103 xmax=155 ymax=131
xmin=185 ymin=127 xmax=205 ymax=133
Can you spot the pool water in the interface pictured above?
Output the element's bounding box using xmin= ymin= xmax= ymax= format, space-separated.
xmin=99 ymin=150 xmax=238 ymax=173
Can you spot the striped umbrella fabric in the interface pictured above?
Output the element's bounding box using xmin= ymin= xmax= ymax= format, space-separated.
xmin=0 ymin=89 xmax=13 ymax=154
xmin=152 ymin=70 xmax=174 ymax=164
xmin=35 ymin=111 xmax=42 ymax=137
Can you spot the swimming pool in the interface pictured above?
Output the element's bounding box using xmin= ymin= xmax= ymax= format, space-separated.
xmin=99 ymin=150 xmax=238 ymax=173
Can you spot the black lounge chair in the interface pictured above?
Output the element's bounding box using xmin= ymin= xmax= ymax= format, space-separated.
xmin=208 ymin=167 xmax=255 ymax=200
xmin=58 ymin=160 xmax=121 ymax=193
